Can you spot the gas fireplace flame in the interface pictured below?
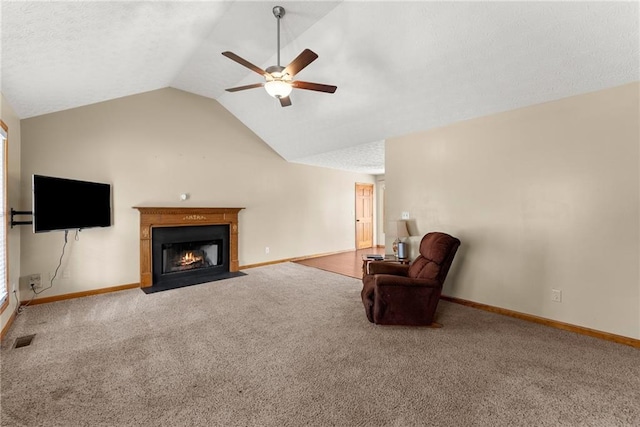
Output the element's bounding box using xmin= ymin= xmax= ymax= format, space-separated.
xmin=180 ymin=251 xmax=203 ymax=266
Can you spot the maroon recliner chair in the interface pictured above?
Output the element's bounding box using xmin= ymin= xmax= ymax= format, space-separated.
xmin=361 ymin=232 xmax=461 ymax=326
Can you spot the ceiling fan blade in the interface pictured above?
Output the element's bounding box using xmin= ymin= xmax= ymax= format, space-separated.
xmin=283 ymin=49 xmax=318 ymax=77
xmin=292 ymin=81 xmax=337 ymax=94
xmin=279 ymin=96 xmax=292 ymax=107
xmin=225 ymin=83 xmax=265 ymax=92
xmin=222 ymin=51 xmax=268 ymax=76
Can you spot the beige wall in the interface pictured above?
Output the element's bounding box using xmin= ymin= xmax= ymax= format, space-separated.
xmin=386 ymin=82 xmax=640 ymax=339
xmin=19 ymin=88 xmax=375 ymax=298
xmin=1 ymin=93 xmax=22 ymax=332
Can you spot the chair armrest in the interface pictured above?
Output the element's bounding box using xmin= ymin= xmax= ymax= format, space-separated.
xmin=373 ymin=274 xmax=440 ymax=288
xmin=367 ymin=262 xmax=409 ymax=276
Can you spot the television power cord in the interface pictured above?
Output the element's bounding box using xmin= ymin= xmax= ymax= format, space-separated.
xmin=19 ymin=230 xmax=70 ymax=312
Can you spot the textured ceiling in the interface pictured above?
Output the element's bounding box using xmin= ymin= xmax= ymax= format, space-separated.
xmin=2 ymin=1 xmax=638 ymax=175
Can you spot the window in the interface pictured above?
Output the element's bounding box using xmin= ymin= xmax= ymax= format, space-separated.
xmin=0 ymin=120 xmax=8 ymax=313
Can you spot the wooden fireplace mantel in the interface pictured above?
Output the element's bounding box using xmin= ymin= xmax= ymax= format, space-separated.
xmin=133 ymin=207 xmax=244 ymax=288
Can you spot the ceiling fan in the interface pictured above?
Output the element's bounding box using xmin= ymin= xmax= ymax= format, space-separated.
xmin=222 ymin=6 xmax=337 ymax=107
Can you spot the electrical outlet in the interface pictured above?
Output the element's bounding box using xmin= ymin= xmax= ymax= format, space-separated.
xmin=401 ymin=211 xmax=410 ymax=220
xmin=62 ymin=269 xmax=71 ymax=279
xmin=28 ymin=273 xmax=41 ymax=290
xmin=265 ymin=247 xmax=270 ymax=254
xmin=551 ymin=289 xmax=562 ymax=303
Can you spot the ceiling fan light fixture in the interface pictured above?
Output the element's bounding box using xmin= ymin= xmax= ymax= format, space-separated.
xmin=222 ymin=6 xmax=336 ymax=106
xmin=264 ymin=80 xmax=293 ymax=98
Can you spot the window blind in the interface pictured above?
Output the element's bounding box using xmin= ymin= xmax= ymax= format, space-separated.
xmin=0 ymin=126 xmax=7 ymax=307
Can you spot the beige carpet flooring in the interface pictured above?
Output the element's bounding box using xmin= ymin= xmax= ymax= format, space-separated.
xmin=1 ymin=262 xmax=638 ymax=426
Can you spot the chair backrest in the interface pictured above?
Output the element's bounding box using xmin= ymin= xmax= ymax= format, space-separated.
xmin=407 ymin=232 xmax=461 ymax=284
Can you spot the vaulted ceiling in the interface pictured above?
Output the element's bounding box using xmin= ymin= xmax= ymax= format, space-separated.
xmin=2 ymin=1 xmax=638 ymax=174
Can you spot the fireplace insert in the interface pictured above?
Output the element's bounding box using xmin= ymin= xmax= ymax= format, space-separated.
xmin=151 ymin=224 xmax=230 ymax=290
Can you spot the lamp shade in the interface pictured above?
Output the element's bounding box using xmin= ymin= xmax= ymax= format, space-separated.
xmin=388 ymin=220 xmax=410 ymax=238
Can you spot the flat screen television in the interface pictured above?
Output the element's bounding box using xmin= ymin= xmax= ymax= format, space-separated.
xmin=32 ymin=174 xmax=112 ymax=233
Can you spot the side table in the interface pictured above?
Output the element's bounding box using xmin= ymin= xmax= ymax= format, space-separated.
xmin=362 ymin=255 xmax=410 ymax=277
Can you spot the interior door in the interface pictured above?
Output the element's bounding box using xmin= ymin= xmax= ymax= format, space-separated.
xmin=355 ymin=183 xmax=374 ymax=249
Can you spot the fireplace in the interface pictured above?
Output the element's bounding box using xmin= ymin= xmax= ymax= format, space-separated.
xmin=134 ymin=207 xmax=244 ymax=292
xmin=152 ymin=225 xmax=229 ymax=289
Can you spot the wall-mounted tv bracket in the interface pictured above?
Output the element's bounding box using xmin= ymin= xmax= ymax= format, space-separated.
xmin=10 ymin=208 xmax=33 ymax=228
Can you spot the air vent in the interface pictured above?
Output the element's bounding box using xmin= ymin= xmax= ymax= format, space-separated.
xmin=13 ymin=334 xmax=35 ymax=349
